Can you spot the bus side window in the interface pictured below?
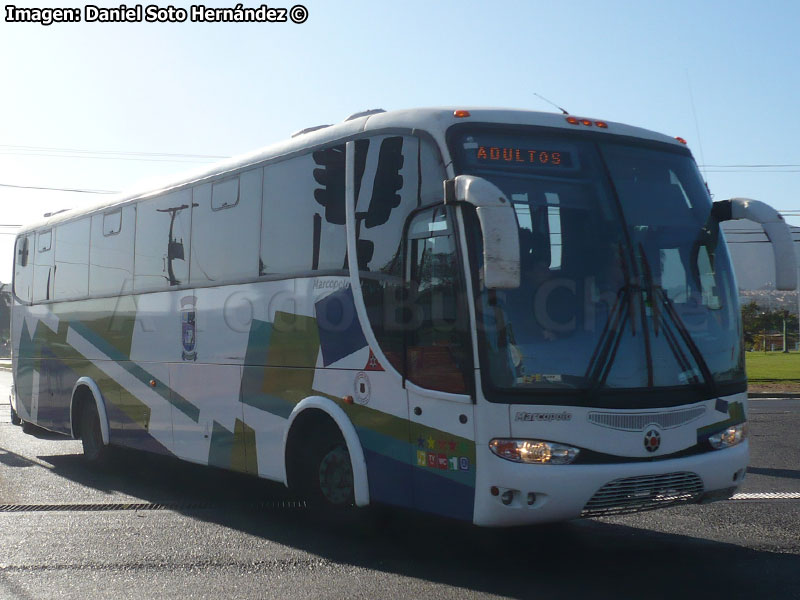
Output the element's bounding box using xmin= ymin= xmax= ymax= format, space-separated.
xmin=54 ymin=218 xmax=90 ymax=300
xmin=134 ymin=189 xmax=193 ymax=291
xmin=33 ymin=230 xmax=54 ymax=302
xmin=191 ymin=170 xmax=262 ymax=285
xmin=261 ymin=151 xmax=348 ymax=275
xmin=91 ymin=207 xmax=135 ymax=295
xmin=14 ymin=235 xmax=34 ymax=303
xmin=405 ymin=206 xmax=470 ymax=394
xmin=419 ymin=137 xmax=446 ymax=207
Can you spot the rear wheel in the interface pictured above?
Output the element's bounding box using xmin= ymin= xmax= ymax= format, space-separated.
xmin=80 ymin=401 xmax=109 ymax=466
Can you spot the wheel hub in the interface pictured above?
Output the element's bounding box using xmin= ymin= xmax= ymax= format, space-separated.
xmin=318 ymin=445 xmax=353 ymax=506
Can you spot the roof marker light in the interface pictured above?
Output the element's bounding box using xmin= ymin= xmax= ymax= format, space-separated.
xmin=566 ymin=116 xmax=579 ymax=125
xmin=595 ymin=121 xmax=608 ymax=128
xmin=454 ymin=110 xmax=471 ymax=118
xmin=581 ymin=119 xmax=593 ymax=126
xmin=675 ymin=137 xmax=688 ymax=145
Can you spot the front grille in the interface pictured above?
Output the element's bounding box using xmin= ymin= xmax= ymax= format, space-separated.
xmin=581 ymin=471 xmax=704 ymax=517
xmin=587 ymin=406 xmax=706 ymax=432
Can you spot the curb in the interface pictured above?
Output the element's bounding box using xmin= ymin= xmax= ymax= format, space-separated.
xmin=748 ymin=393 xmax=800 ymax=399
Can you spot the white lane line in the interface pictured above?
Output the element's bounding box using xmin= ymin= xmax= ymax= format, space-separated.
xmin=732 ymin=492 xmax=800 ymax=500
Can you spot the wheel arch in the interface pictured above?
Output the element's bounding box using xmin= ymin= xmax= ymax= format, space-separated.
xmin=283 ymin=396 xmax=370 ymax=507
xmin=70 ymin=377 xmax=110 ymax=445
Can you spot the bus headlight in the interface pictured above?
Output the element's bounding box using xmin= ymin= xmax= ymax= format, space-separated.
xmin=489 ymin=439 xmax=580 ymax=465
xmin=708 ymin=423 xmax=748 ymax=449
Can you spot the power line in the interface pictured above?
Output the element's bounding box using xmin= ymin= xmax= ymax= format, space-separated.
xmin=0 ymin=183 xmax=118 ymax=194
xmin=699 ymin=164 xmax=800 ymax=168
xmin=0 ymin=152 xmax=218 ymax=164
xmin=703 ymin=169 xmax=800 ymax=173
xmin=0 ymin=143 xmax=229 ymax=160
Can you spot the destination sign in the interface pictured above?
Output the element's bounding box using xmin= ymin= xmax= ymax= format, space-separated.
xmin=474 ymin=146 xmax=572 ymax=168
xmin=455 ymin=132 xmax=580 ymax=173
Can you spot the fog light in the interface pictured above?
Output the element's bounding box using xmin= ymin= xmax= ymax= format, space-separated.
xmin=489 ymin=439 xmax=580 ymax=464
xmin=501 ymin=490 xmax=514 ymax=505
xmin=709 ymin=422 xmax=748 ymax=449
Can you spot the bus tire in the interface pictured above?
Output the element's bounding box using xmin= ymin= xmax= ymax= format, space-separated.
xmin=80 ymin=401 xmax=110 ymax=466
xmin=298 ymin=427 xmax=355 ymax=511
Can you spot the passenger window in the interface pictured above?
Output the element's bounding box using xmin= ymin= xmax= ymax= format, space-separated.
xmin=14 ymin=234 xmax=34 ymax=303
xmin=191 ymin=170 xmax=261 ymax=285
xmin=356 ymin=136 xmax=419 ymax=272
xmin=211 ymin=177 xmax=240 ymax=211
xmin=17 ymin=236 xmax=29 ymax=267
xmin=405 ymin=206 xmax=469 ymax=394
xmin=419 ymin=137 xmax=446 ymax=207
xmin=38 ymin=230 xmax=52 ymax=253
xmin=54 ymin=218 xmax=90 ymax=300
xmin=134 ymin=189 xmax=193 ymax=291
xmin=33 ymin=229 xmax=54 ymax=302
xmin=261 ymin=151 xmax=348 ymax=275
xmin=103 ymin=209 xmax=122 ymax=235
xmin=91 ymin=206 xmax=135 ymax=295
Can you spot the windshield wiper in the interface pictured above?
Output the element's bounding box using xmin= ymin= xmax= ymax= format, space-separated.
xmin=583 ymin=285 xmax=631 ymax=389
xmin=584 ymin=244 xmax=638 ymax=390
xmin=638 ymin=243 xmax=716 ymax=394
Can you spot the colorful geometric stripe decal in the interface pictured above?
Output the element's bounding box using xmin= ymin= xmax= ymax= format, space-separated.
xmin=69 ymin=320 xmax=200 ymax=423
xmin=315 ymin=286 xmax=368 ymax=366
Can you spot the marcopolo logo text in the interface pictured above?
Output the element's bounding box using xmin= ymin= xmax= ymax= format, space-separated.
xmin=514 ymin=411 xmax=573 ymax=423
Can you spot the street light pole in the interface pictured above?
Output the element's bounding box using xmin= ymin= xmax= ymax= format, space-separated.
xmin=783 ymin=316 xmax=789 ymax=353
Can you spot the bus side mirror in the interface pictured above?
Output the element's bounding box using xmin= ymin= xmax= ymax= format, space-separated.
xmin=445 ymin=176 xmax=520 ymax=289
xmin=712 ymin=198 xmax=797 ymax=290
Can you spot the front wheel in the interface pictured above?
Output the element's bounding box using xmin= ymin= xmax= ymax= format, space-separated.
xmin=298 ymin=431 xmax=355 ymax=511
xmin=80 ymin=401 xmax=110 ymax=466
xmin=317 ymin=442 xmax=355 ymax=507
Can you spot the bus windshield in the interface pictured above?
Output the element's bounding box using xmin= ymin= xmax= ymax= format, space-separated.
xmin=450 ymin=128 xmax=743 ymax=398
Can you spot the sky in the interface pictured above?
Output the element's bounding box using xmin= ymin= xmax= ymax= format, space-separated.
xmin=1 ymin=0 xmax=799 ymax=284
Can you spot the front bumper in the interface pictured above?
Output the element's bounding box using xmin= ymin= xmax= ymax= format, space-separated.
xmin=472 ymin=440 xmax=748 ymax=526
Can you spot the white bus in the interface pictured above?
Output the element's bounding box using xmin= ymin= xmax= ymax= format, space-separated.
xmin=9 ymin=108 xmax=796 ymax=525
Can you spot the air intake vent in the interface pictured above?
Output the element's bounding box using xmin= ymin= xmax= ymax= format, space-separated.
xmin=588 ymin=406 xmax=705 ymax=432
xmin=581 ymin=472 xmax=704 ymax=518
xmin=345 ymin=108 xmax=386 ymax=121
xmin=291 ymin=124 xmax=332 ymax=138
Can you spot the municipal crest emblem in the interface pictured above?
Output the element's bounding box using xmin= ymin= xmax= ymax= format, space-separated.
xmin=181 ymin=296 xmax=197 ymax=361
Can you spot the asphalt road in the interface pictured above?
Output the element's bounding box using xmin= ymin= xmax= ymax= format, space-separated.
xmin=1 ymin=368 xmax=799 ymax=600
